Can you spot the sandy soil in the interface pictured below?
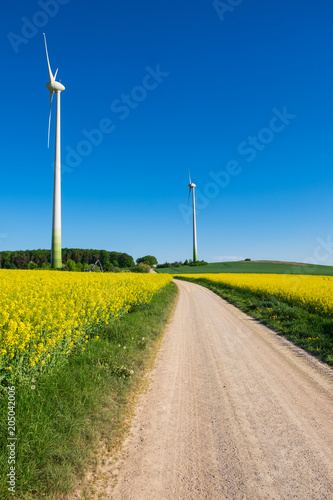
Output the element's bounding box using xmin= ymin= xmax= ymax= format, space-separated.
xmin=87 ymin=279 xmax=333 ymax=499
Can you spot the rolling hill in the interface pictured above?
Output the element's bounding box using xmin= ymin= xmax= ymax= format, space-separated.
xmin=156 ymin=260 xmax=333 ymax=275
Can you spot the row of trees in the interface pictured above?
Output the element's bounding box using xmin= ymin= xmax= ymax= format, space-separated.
xmin=0 ymin=250 xmax=209 ymax=272
xmin=156 ymin=259 xmax=208 ymax=268
xmin=0 ymin=249 xmax=135 ymax=270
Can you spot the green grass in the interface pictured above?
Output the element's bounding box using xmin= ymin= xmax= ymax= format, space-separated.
xmin=156 ymin=260 xmax=333 ymax=275
xmin=0 ymin=283 xmax=178 ymax=499
xmin=175 ymin=276 xmax=333 ymax=367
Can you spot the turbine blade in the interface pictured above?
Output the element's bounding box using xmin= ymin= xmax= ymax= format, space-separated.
xmin=188 ymin=170 xmax=191 ymax=184
xmin=187 ymin=186 xmax=191 ymax=205
xmin=48 ymin=91 xmax=53 ymax=148
xmin=43 ymin=33 xmax=54 ymax=82
xmin=54 ymin=68 xmax=58 ymax=80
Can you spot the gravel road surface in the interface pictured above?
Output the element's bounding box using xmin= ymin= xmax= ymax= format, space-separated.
xmin=110 ymin=279 xmax=333 ymax=499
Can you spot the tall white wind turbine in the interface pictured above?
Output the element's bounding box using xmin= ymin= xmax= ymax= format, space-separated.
xmin=188 ymin=172 xmax=198 ymax=262
xmin=43 ymin=33 xmax=65 ymax=269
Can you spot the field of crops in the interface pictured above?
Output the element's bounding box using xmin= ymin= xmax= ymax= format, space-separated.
xmin=178 ymin=273 xmax=333 ymax=315
xmin=0 ymin=270 xmax=172 ymax=383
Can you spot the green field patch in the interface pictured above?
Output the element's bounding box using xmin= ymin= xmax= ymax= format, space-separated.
xmin=156 ymin=260 xmax=333 ymax=275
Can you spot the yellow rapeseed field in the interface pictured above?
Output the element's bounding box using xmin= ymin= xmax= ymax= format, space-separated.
xmin=0 ymin=270 xmax=172 ymax=379
xmin=179 ymin=273 xmax=333 ymax=315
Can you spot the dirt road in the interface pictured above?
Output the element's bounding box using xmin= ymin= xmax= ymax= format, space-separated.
xmin=110 ymin=279 xmax=333 ymax=499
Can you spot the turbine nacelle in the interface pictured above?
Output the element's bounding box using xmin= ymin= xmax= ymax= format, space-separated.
xmin=46 ymin=81 xmax=65 ymax=93
xmin=188 ymin=178 xmax=196 ymax=204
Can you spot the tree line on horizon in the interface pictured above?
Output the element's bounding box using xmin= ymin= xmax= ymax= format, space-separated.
xmin=0 ymin=249 xmax=135 ymax=271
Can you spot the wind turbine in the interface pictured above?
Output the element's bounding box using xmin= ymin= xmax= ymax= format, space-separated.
xmin=188 ymin=172 xmax=198 ymax=262
xmin=43 ymin=33 xmax=65 ymax=269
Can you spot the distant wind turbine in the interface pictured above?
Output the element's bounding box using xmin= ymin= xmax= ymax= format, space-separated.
xmin=188 ymin=172 xmax=198 ymax=262
xmin=43 ymin=33 xmax=65 ymax=269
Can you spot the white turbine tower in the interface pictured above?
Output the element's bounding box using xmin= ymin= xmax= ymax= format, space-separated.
xmin=43 ymin=33 xmax=65 ymax=269
xmin=188 ymin=172 xmax=198 ymax=262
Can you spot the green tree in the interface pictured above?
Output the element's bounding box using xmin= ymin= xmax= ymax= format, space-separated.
xmin=1 ymin=251 xmax=11 ymax=269
xmin=64 ymin=259 xmax=76 ymax=272
xmin=103 ymin=262 xmax=114 ymax=272
xmin=100 ymin=250 xmax=111 ymax=270
xmin=75 ymin=262 xmax=83 ymax=272
xmin=136 ymin=255 xmax=157 ymax=266
xmin=14 ymin=251 xmax=29 ymax=269
xmin=118 ymin=253 xmax=135 ymax=268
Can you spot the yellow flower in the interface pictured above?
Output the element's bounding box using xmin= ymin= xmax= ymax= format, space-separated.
xmin=180 ymin=273 xmax=333 ymax=316
xmin=0 ymin=269 xmax=171 ymax=380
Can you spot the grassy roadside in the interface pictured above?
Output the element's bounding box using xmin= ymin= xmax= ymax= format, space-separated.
xmin=0 ymin=282 xmax=178 ymax=499
xmin=175 ymin=277 xmax=333 ymax=367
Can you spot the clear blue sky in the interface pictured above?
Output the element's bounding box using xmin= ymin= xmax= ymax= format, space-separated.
xmin=1 ymin=0 xmax=333 ymax=265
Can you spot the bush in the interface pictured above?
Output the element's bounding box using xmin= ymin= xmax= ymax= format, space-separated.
xmin=28 ymin=261 xmax=38 ymax=270
xmin=245 ymin=258 xmax=251 ymax=262
xmin=103 ymin=263 xmax=114 ymax=272
xmin=134 ymin=263 xmax=150 ymax=273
